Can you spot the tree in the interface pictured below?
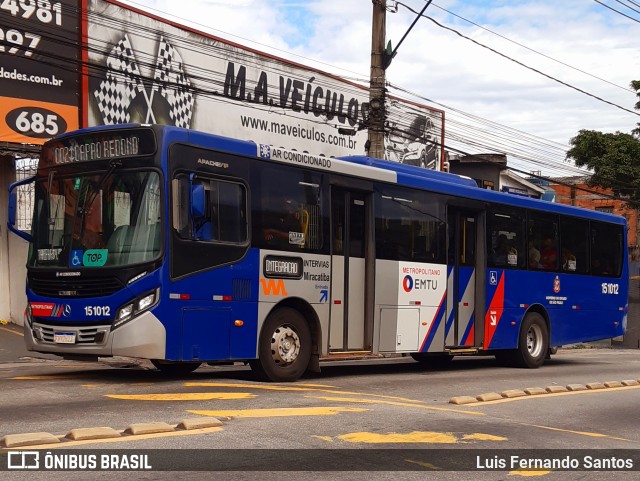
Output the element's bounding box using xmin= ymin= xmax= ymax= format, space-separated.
xmin=566 ymin=80 xmax=640 ymax=205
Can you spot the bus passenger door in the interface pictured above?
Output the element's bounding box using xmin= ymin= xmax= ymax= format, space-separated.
xmin=329 ymin=188 xmax=372 ymax=352
xmin=446 ymin=209 xmax=479 ymax=348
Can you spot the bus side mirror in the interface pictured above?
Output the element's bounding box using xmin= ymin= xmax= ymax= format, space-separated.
xmin=8 ymin=190 xmax=17 ymax=226
xmin=190 ymin=183 xmax=206 ymax=218
xmin=7 ymin=176 xmax=34 ymax=242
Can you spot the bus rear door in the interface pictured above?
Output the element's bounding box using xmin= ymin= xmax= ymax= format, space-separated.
xmin=446 ymin=209 xmax=482 ymax=349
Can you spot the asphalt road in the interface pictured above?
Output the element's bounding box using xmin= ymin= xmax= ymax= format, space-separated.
xmin=2 ymin=322 xmax=640 ymax=480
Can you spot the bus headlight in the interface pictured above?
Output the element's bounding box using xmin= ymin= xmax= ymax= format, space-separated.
xmin=138 ymin=292 xmax=155 ymax=311
xmin=114 ymin=288 xmax=160 ymax=330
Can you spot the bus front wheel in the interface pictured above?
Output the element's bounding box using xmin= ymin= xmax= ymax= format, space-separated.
xmin=250 ymin=307 xmax=311 ymax=382
xmin=513 ymin=312 xmax=549 ymax=368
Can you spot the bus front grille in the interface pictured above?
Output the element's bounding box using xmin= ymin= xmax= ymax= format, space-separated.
xmin=29 ymin=276 xmax=124 ymax=298
xmin=34 ymin=324 xmax=109 ymax=345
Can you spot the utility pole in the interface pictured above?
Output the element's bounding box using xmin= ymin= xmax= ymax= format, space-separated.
xmin=367 ymin=0 xmax=387 ymax=159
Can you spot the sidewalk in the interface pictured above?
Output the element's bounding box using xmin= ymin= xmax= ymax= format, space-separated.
xmin=0 ymin=321 xmax=60 ymax=363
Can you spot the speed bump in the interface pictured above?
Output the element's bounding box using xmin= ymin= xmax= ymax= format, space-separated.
xmin=545 ymin=385 xmax=568 ymax=393
xmin=604 ymin=381 xmax=623 ymax=388
xmin=476 ymin=392 xmax=502 ymax=402
xmin=586 ymin=382 xmax=605 ymax=390
xmin=448 ymin=396 xmax=478 ymax=405
xmin=500 ymin=389 xmax=526 ymax=398
xmin=66 ymin=427 xmax=121 ymax=441
xmin=177 ymin=417 xmax=223 ymax=430
xmin=124 ymin=422 xmax=174 ymax=435
xmin=524 ymin=387 xmax=546 ymax=396
xmin=1 ymin=432 xmax=60 ymax=448
xmin=566 ymin=384 xmax=587 ymax=392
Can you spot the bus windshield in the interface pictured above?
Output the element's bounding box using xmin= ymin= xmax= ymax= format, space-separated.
xmin=28 ymin=169 xmax=161 ymax=269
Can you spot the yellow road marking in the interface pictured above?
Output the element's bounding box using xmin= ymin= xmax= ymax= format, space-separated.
xmin=306 ymin=395 xmax=485 ymax=416
xmin=525 ymin=423 xmax=630 ymax=441
xmin=187 ymin=407 xmax=368 ymax=418
xmin=293 ymin=383 xmax=338 ymax=388
xmin=337 ymin=431 xmax=458 ymax=444
xmin=472 ymin=385 xmax=640 ymax=406
xmin=106 ymin=393 xmax=256 ymax=401
xmin=0 ymin=326 xmax=23 ymax=336
xmin=3 ymin=426 xmax=223 ymax=450
xmin=509 ymin=469 xmax=552 ymax=477
xmin=185 ymin=382 xmax=426 ymax=403
xmin=317 ymin=430 xmax=507 ymax=445
xmin=11 ymin=375 xmax=89 ymax=380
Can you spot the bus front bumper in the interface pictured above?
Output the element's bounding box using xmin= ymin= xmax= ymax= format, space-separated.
xmin=24 ymin=311 xmax=166 ymax=360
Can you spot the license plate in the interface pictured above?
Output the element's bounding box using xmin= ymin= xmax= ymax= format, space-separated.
xmin=53 ymin=332 xmax=76 ymax=344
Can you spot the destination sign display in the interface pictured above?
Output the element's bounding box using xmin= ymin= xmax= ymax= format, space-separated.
xmin=39 ymin=128 xmax=157 ymax=168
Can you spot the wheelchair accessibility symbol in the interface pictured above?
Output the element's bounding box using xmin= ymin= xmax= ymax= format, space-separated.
xmin=70 ymin=250 xmax=83 ymax=267
xmin=489 ymin=271 xmax=498 ymax=286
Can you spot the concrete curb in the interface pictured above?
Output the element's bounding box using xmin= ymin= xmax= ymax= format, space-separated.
xmin=449 ymin=378 xmax=640 ymax=405
xmin=1 ymin=417 xmax=224 ymax=448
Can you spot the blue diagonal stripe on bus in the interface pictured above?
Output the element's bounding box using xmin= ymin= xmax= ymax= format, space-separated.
xmin=421 ymin=291 xmax=447 ymax=352
xmin=460 ymin=313 xmax=475 ymax=346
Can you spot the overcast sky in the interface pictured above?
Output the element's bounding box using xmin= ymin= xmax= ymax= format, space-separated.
xmin=118 ymin=0 xmax=640 ymax=175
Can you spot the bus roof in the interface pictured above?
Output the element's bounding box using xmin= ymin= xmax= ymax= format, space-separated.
xmin=338 ymin=154 xmax=625 ymax=226
xmin=45 ymin=124 xmax=625 ymax=226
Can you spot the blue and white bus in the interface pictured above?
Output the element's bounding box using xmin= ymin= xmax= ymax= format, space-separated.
xmin=8 ymin=124 xmax=628 ymax=381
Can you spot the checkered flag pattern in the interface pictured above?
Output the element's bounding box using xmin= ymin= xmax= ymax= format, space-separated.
xmin=94 ymin=35 xmax=144 ymax=125
xmin=153 ymin=37 xmax=194 ymax=129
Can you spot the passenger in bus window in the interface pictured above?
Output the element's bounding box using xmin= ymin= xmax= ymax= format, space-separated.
xmin=562 ymin=248 xmax=576 ymax=272
xmin=540 ymin=237 xmax=558 ymax=270
xmin=491 ymin=234 xmax=511 ymax=266
xmin=528 ymin=240 xmax=542 ymax=269
xmin=263 ymin=198 xmax=301 ymax=247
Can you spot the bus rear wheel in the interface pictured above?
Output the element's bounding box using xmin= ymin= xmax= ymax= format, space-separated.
xmin=512 ymin=312 xmax=549 ymax=368
xmin=250 ymin=307 xmax=311 ymax=382
xmin=151 ymin=360 xmax=201 ymax=376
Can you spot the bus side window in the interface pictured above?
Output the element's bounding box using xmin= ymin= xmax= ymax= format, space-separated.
xmin=528 ymin=212 xmax=559 ymax=271
xmin=172 ymin=175 xmax=247 ymax=244
xmin=486 ymin=206 xmax=525 ymax=269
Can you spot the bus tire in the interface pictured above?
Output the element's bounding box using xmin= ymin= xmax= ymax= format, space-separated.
xmin=513 ymin=312 xmax=549 ymax=368
xmin=151 ymin=360 xmax=201 ymax=376
xmin=410 ymin=353 xmax=454 ymax=368
xmin=250 ymin=307 xmax=311 ymax=382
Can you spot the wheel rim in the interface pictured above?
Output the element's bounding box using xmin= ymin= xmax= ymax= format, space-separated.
xmin=270 ymin=324 xmax=301 ymax=366
xmin=526 ymin=323 xmax=544 ymax=358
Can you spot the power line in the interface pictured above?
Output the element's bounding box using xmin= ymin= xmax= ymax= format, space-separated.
xmin=612 ymin=0 xmax=640 ymax=15
xmin=593 ymin=0 xmax=640 ymax=23
xmin=429 ymin=2 xmax=635 ymax=93
xmin=396 ymin=2 xmax=640 ymax=117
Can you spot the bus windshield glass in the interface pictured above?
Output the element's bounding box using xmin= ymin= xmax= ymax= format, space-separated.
xmin=28 ymin=169 xmax=161 ymax=269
